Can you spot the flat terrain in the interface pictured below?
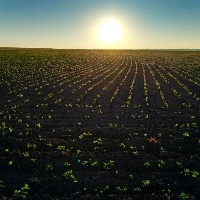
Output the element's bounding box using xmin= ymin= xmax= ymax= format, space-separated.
xmin=0 ymin=49 xmax=200 ymax=199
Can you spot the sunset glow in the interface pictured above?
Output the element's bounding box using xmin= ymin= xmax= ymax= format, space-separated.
xmin=99 ymin=19 xmax=122 ymax=44
xmin=0 ymin=0 xmax=199 ymax=49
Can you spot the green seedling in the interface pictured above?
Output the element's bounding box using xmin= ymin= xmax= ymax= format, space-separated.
xmin=116 ymin=186 xmax=127 ymax=192
xmin=30 ymin=158 xmax=37 ymax=164
xmin=133 ymin=187 xmax=141 ymax=192
xmin=0 ymin=180 xmax=4 ymax=190
xmin=46 ymin=164 xmax=53 ymax=171
xmin=176 ymin=161 xmax=183 ymax=168
xmin=132 ymin=151 xmax=139 ymax=156
xmin=13 ymin=184 xmax=30 ymax=200
xmin=179 ymin=192 xmax=189 ymax=200
xmin=57 ymin=146 xmax=66 ymax=151
xmin=23 ymin=152 xmax=29 ymax=158
xmin=103 ymin=185 xmax=109 ymax=191
xmin=91 ymin=161 xmax=98 ymax=167
xmin=27 ymin=143 xmax=37 ymax=149
xmin=141 ymin=180 xmax=150 ymax=187
xmin=0 ymin=122 xmax=7 ymax=136
xmin=183 ymin=132 xmax=190 ymax=137
xmin=93 ymin=137 xmax=103 ymax=145
xmin=129 ymin=174 xmax=134 ymax=179
xmin=191 ymin=170 xmax=199 ymax=178
xmin=8 ymin=160 xmax=13 ymax=166
xmin=103 ymin=160 xmax=115 ymax=170
xmin=64 ymin=162 xmax=70 ymax=167
xmin=119 ymin=143 xmax=126 ymax=148
xmin=63 ymin=170 xmax=78 ymax=183
xmin=158 ymin=160 xmax=165 ymax=168
xmin=144 ymin=162 xmax=150 ymax=167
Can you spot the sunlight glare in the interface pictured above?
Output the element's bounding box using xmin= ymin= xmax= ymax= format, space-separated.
xmin=99 ymin=19 xmax=122 ymax=44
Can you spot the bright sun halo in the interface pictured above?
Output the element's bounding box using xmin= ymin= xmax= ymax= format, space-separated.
xmin=99 ymin=19 xmax=122 ymax=44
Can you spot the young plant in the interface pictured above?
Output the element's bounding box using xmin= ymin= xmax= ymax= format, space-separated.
xmin=103 ymin=185 xmax=110 ymax=192
xmin=35 ymin=123 xmax=42 ymax=128
xmin=0 ymin=122 xmax=7 ymax=136
xmin=132 ymin=151 xmax=139 ymax=156
xmin=119 ymin=143 xmax=126 ymax=148
xmin=129 ymin=174 xmax=134 ymax=179
xmin=23 ymin=152 xmax=29 ymax=158
xmin=93 ymin=138 xmax=103 ymax=145
xmin=103 ymin=160 xmax=115 ymax=170
xmin=147 ymin=137 xmax=158 ymax=143
xmin=158 ymin=160 xmax=165 ymax=168
xmin=27 ymin=143 xmax=37 ymax=149
xmin=116 ymin=186 xmax=127 ymax=192
xmin=57 ymin=146 xmax=66 ymax=151
xmin=81 ymin=160 xmax=89 ymax=167
xmin=176 ymin=161 xmax=183 ymax=168
xmin=183 ymin=132 xmax=190 ymax=137
xmin=13 ymin=184 xmax=30 ymax=200
xmin=191 ymin=170 xmax=199 ymax=178
xmin=64 ymin=162 xmax=70 ymax=167
xmin=141 ymin=180 xmax=150 ymax=187
xmin=63 ymin=170 xmax=78 ymax=183
xmin=0 ymin=180 xmax=4 ymax=191
xmin=133 ymin=187 xmax=141 ymax=192
xmin=144 ymin=162 xmax=150 ymax=168
xmin=91 ymin=161 xmax=98 ymax=167
xmin=46 ymin=164 xmax=53 ymax=171
xmin=30 ymin=158 xmax=37 ymax=164
xmin=179 ymin=192 xmax=189 ymax=200
xmin=8 ymin=160 xmax=13 ymax=166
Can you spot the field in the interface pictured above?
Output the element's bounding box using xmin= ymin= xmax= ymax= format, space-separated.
xmin=0 ymin=49 xmax=200 ymax=199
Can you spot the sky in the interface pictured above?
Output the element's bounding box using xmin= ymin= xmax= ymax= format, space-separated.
xmin=0 ymin=0 xmax=200 ymax=49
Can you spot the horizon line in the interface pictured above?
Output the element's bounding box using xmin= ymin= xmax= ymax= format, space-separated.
xmin=0 ymin=47 xmax=200 ymax=51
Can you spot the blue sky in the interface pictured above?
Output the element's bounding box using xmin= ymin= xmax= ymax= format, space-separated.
xmin=0 ymin=0 xmax=200 ymax=49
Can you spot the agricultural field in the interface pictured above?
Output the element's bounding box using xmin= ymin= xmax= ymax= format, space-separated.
xmin=0 ymin=49 xmax=200 ymax=199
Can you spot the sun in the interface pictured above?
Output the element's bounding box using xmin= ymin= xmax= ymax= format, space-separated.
xmin=99 ymin=19 xmax=122 ymax=44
